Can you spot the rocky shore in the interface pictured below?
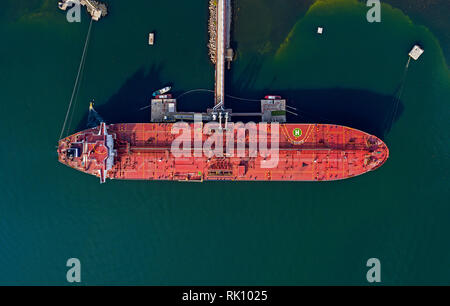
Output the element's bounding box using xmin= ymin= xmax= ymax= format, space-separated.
xmin=208 ymin=0 xmax=217 ymax=64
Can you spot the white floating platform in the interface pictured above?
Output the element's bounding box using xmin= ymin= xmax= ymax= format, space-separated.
xmin=317 ymin=27 xmax=324 ymax=34
xmin=409 ymin=45 xmax=424 ymax=60
xmin=148 ymin=33 xmax=155 ymax=45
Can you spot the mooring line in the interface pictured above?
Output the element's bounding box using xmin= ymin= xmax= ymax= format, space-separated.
xmin=66 ymin=45 xmax=88 ymax=136
xmin=174 ymin=89 xmax=261 ymax=102
xmin=385 ymin=57 xmax=412 ymax=133
xmin=225 ymin=94 xmax=260 ymax=102
xmin=58 ymin=19 xmax=93 ymax=140
xmin=176 ymin=89 xmax=214 ymax=100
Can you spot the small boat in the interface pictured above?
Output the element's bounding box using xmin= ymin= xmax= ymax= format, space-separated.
xmin=153 ymin=86 xmax=172 ymax=97
xmin=265 ymin=95 xmax=282 ymax=100
xmin=148 ymin=33 xmax=155 ymax=46
xmin=155 ymin=94 xmax=172 ymax=99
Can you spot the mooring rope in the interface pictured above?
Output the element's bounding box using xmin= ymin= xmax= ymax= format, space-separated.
xmin=174 ymin=89 xmax=261 ymax=103
xmin=140 ymin=88 xmax=306 ymax=119
xmin=66 ymin=47 xmax=88 ymax=136
xmin=385 ymin=57 xmax=411 ymax=133
xmin=225 ymin=94 xmax=260 ymax=102
xmin=176 ymin=89 xmax=214 ymax=100
xmin=58 ymin=19 xmax=94 ymax=140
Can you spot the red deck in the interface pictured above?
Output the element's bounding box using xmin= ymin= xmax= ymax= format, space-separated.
xmin=58 ymin=123 xmax=389 ymax=182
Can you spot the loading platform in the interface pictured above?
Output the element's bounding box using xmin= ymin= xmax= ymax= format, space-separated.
xmin=58 ymin=0 xmax=108 ymax=21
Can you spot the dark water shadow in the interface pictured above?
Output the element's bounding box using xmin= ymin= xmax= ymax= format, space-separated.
xmin=75 ymin=65 xmax=166 ymax=131
xmin=228 ymin=55 xmax=264 ymax=93
xmin=75 ymin=64 xmax=217 ymax=129
xmin=75 ymin=65 xmax=403 ymax=140
xmin=226 ymin=88 xmax=404 ymax=139
xmin=176 ymin=92 xmax=215 ymax=113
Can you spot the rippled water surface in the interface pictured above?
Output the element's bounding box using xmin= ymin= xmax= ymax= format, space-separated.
xmin=0 ymin=0 xmax=448 ymax=284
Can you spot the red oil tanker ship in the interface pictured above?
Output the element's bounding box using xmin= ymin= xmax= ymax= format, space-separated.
xmin=57 ymin=122 xmax=389 ymax=183
xmin=57 ymin=1 xmax=390 ymax=183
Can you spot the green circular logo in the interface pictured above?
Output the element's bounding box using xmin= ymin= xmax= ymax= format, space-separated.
xmin=293 ymin=128 xmax=302 ymax=138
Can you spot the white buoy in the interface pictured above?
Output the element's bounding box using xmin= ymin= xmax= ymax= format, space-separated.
xmin=409 ymin=45 xmax=424 ymax=60
xmin=317 ymin=27 xmax=324 ymax=34
xmin=148 ymin=33 xmax=155 ymax=46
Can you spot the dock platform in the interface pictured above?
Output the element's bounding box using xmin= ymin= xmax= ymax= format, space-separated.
xmin=58 ymin=0 xmax=108 ymax=21
xmin=409 ymin=45 xmax=424 ymax=60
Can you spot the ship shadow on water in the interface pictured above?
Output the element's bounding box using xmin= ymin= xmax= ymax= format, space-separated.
xmin=225 ymin=52 xmax=404 ymax=139
xmin=75 ymin=66 xmax=403 ymax=140
xmin=75 ymin=65 xmax=215 ymax=131
xmin=76 ymin=65 xmax=166 ymax=131
xmin=227 ymin=88 xmax=404 ymax=140
xmin=286 ymin=88 xmax=404 ymax=139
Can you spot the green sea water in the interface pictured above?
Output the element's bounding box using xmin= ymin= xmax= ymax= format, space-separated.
xmin=0 ymin=0 xmax=449 ymax=285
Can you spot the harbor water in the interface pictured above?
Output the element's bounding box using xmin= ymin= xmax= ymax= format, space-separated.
xmin=0 ymin=0 xmax=449 ymax=284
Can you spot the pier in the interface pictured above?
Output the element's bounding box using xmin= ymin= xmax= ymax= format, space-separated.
xmin=208 ymin=0 xmax=232 ymax=108
xmin=58 ymin=0 xmax=108 ymax=21
xmin=150 ymin=0 xmax=287 ymax=125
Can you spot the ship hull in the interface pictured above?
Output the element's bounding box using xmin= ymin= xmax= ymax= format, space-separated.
xmin=58 ymin=123 xmax=389 ymax=182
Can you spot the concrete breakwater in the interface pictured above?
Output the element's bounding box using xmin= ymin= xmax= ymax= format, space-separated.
xmin=208 ymin=0 xmax=217 ymax=64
